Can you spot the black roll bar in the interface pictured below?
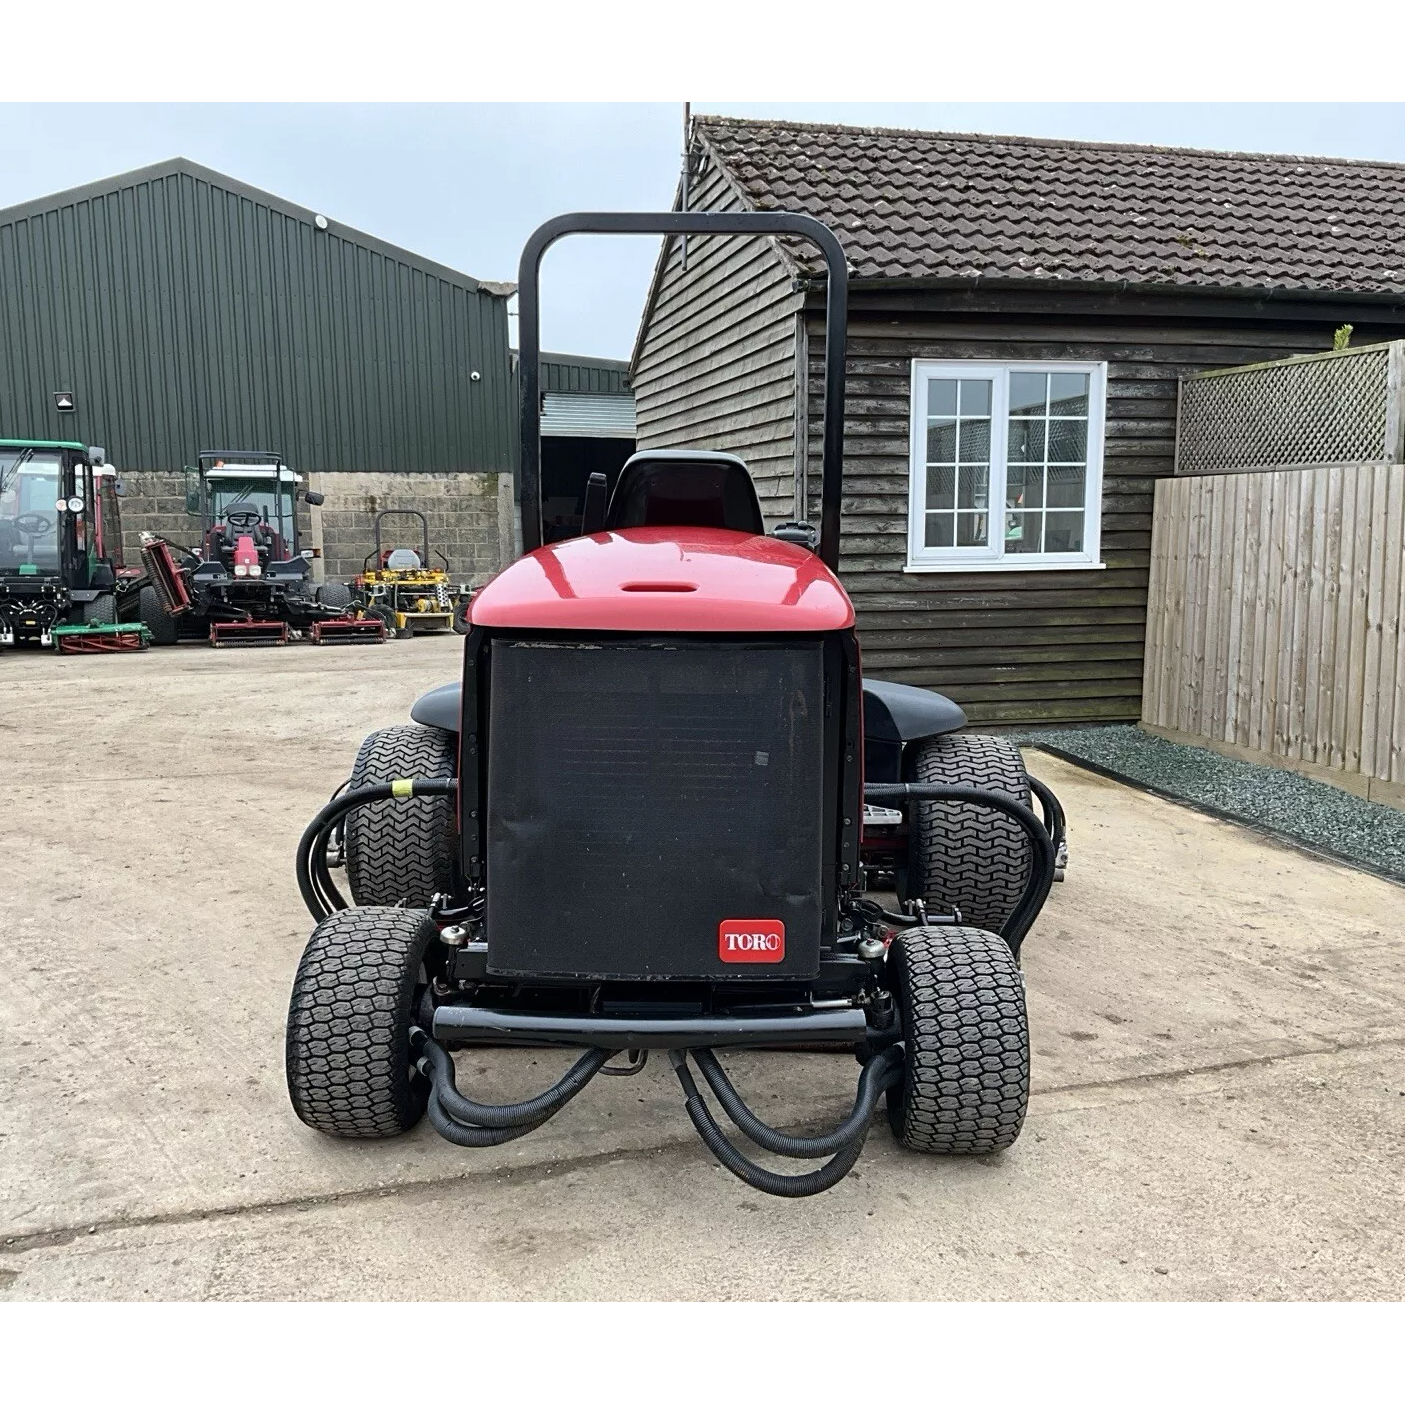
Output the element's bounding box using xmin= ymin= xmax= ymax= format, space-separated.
xmin=516 ymin=211 xmax=849 ymax=570
xmin=373 ymin=509 xmax=431 ymax=567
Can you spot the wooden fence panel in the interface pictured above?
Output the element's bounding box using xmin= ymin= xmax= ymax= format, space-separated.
xmin=1144 ymin=463 xmax=1405 ymax=787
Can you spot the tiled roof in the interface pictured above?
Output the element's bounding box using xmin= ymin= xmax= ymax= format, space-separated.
xmin=695 ymin=115 xmax=1405 ymax=299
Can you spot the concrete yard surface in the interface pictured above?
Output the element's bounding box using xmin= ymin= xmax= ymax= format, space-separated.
xmin=1 ymin=638 xmax=1402 ymax=1300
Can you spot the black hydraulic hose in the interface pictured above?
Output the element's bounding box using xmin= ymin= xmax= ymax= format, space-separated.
xmin=690 ymin=1045 xmax=903 ymax=1159
xmin=415 ymin=1034 xmax=611 ymax=1129
xmin=1028 ymin=774 xmax=1065 ymax=856
xmin=669 ymin=1051 xmax=874 ymax=1198
xmin=864 ymin=782 xmax=1055 ymax=955
xmin=310 ymin=822 xmax=345 ymax=917
xmin=426 ymin=1088 xmax=548 ymax=1147
xmin=295 ymin=777 xmax=457 ymax=921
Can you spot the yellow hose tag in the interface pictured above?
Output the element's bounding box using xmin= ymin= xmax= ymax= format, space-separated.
xmin=391 ymin=778 xmax=414 ymax=798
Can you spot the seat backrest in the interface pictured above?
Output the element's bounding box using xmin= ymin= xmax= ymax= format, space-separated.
xmin=385 ymin=547 xmax=423 ymax=571
xmin=604 ymin=451 xmax=763 ymax=536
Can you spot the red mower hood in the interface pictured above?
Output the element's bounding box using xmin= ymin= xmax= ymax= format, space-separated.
xmin=471 ymin=527 xmax=854 ymax=633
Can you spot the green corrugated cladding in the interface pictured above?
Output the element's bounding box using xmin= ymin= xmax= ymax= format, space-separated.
xmin=539 ymin=353 xmax=631 ymax=395
xmin=0 ymin=159 xmax=514 ymax=473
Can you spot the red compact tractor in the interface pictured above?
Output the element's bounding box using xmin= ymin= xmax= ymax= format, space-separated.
xmin=140 ymin=451 xmax=383 ymax=646
xmin=285 ymin=212 xmax=1066 ymax=1197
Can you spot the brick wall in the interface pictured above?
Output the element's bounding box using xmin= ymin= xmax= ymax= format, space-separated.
xmin=312 ymin=472 xmax=508 ymax=585
xmin=115 ymin=469 xmax=511 ymax=586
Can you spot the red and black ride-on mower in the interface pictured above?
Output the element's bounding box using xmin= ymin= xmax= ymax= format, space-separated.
xmin=285 ymin=212 xmax=1066 ymax=1198
xmin=139 ymin=450 xmax=384 ymax=646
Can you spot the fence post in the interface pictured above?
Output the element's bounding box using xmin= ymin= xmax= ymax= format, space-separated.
xmin=1386 ymin=340 xmax=1405 ymax=464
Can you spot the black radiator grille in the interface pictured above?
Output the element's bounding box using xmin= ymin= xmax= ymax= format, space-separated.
xmin=485 ymin=637 xmax=826 ymax=980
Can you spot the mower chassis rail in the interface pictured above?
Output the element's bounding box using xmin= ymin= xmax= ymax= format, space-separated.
xmin=430 ymin=1005 xmax=867 ymax=1050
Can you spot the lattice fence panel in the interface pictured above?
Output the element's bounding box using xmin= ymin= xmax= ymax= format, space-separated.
xmin=1177 ymin=343 xmax=1394 ymax=475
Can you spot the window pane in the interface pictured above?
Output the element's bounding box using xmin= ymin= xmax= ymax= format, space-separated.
xmin=1009 ymin=372 xmax=1047 ymax=414
xmin=926 ymin=465 xmax=956 ymax=511
xmin=1006 ymin=462 xmax=1043 ymax=509
xmin=956 ymin=512 xmax=987 ymax=546
xmin=957 ymin=419 xmax=991 ymax=464
xmin=1047 ymin=419 xmax=1087 ymax=462
xmin=1044 ymin=511 xmax=1085 ymax=553
xmin=1005 ymin=511 xmax=1042 ymax=553
xmin=958 ymin=379 xmax=991 ymax=416
xmin=1049 ymin=373 xmax=1090 ymax=417
xmin=1007 ymin=419 xmax=1045 ymax=464
xmin=958 ymin=465 xmax=989 ymax=510
xmin=1046 ymin=463 xmax=1085 ymax=509
xmin=925 ymin=512 xmax=955 ymax=548
xmin=927 ymin=421 xmax=957 ymax=463
xmin=927 ymin=379 xmax=957 ymax=417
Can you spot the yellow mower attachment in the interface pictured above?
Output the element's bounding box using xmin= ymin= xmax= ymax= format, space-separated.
xmin=352 ymin=510 xmax=471 ymax=638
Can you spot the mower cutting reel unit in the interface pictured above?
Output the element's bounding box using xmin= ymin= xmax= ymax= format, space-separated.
xmin=0 ymin=440 xmax=141 ymax=651
xmin=137 ymin=451 xmax=382 ymax=647
xmin=353 ymin=510 xmax=471 ymax=639
xmin=285 ymin=211 xmax=1068 ymax=1198
xmin=51 ymin=621 xmax=151 ymax=653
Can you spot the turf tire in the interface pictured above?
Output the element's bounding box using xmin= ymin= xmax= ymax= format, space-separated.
xmin=344 ymin=724 xmax=457 ymax=906
xmin=909 ymin=732 xmax=1032 ymax=935
xmin=285 ymin=906 xmax=436 ymax=1137
xmin=886 ymin=924 xmax=1029 ymax=1154
xmin=81 ymin=594 xmax=117 ymax=625
xmin=317 ymin=582 xmax=353 ymax=610
xmin=137 ymin=583 xmax=179 ymax=645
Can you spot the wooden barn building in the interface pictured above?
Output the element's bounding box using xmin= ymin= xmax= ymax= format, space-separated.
xmin=630 ymin=116 xmax=1405 ymax=725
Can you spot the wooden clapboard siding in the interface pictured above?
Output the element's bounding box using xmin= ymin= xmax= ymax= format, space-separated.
xmin=1144 ymin=463 xmax=1405 ymax=786
xmin=631 ymin=153 xmax=801 ymax=520
xmin=800 ymin=304 xmax=1362 ymax=724
xmin=629 ymin=150 xmax=1405 ymax=725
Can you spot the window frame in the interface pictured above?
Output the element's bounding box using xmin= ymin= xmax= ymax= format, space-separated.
xmin=905 ymin=359 xmax=1107 ymax=573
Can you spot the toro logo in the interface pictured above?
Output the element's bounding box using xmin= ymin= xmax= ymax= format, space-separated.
xmin=718 ymin=919 xmax=785 ymax=964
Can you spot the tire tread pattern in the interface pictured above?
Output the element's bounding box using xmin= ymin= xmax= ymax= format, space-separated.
xmin=344 ymin=724 xmax=457 ymax=907
xmin=889 ymin=925 xmax=1029 ymax=1154
xmin=285 ymin=906 xmax=434 ymax=1137
xmin=137 ymin=583 xmax=178 ymax=645
xmin=912 ymin=733 xmax=1032 ymax=933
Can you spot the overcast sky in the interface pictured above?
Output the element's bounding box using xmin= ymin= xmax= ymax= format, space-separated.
xmin=3 ymin=103 xmax=1403 ymax=360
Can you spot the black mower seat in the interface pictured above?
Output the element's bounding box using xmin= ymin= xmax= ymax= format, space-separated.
xmin=605 ymin=451 xmax=763 ymax=536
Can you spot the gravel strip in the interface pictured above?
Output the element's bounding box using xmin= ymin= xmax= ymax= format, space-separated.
xmin=1013 ymin=724 xmax=1405 ymax=882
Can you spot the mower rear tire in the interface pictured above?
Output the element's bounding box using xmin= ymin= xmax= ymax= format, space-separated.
xmin=317 ymin=582 xmax=353 ymax=610
xmin=344 ymin=724 xmax=457 ymax=907
xmin=137 ymin=583 xmax=179 ymax=646
xmin=285 ymin=906 xmax=436 ymax=1137
xmin=81 ymin=594 xmax=117 ymax=626
xmin=886 ymin=924 xmax=1029 ymax=1155
xmin=908 ymin=732 xmax=1032 ymax=935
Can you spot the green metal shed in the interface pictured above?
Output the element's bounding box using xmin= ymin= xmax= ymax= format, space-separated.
xmin=0 ymin=158 xmax=514 ymax=474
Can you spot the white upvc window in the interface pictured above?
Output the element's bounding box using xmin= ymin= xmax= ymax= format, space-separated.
xmin=905 ymin=360 xmax=1107 ymax=572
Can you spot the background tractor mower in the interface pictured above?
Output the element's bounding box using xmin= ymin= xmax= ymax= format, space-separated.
xmin=0 ymin=439 xmax=149 ymax=653
xmin=139 ymin=450 xmax=384 ymax=646
xmin=353 ymin=509 xmax=472 ymax=638
xmin=285 ymin=211 xmax=1066 ymax=1199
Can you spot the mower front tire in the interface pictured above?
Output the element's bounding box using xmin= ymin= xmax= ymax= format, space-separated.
xmin=137 ymin=583 xmax=179 ymax=646
xmin=286 ymin=906 xmax=437 ymax=1137
xmin=887 ymin=924 xmax=1029 ymax=1155
xmin=344 ymin=724 xmax=457 ymax=907
xmin=81 ymin=594 xmax=117 ymax=626
xmin=908 ymin=732 xmax=1032 ymax=936
xmin=317 ymin=582 xmax=353 ymax=610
